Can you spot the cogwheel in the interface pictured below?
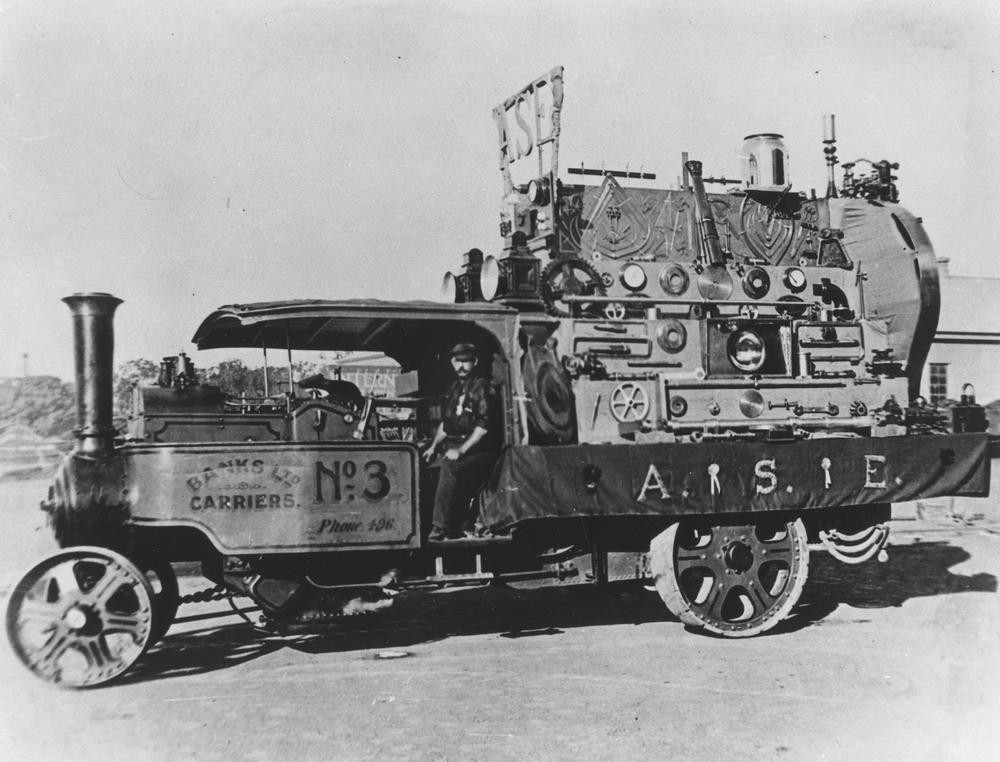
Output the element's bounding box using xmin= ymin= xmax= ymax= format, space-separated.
xmin=539 ymin=258 xmax=607 ymax=317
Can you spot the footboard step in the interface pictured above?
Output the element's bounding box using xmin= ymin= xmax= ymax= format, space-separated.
xmin=426 ymin=535 xmax=513 ymax=548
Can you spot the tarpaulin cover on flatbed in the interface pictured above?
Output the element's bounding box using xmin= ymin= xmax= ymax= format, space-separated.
xmin=480 ymin=433 xmax=989 ymax=529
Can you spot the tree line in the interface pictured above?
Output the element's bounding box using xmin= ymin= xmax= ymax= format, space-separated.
xmin=2 ymin=356 xmax=351 ymax=440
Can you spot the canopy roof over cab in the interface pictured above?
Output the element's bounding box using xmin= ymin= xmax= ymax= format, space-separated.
xmin=191 ymin=299 xmax=519 ymax=368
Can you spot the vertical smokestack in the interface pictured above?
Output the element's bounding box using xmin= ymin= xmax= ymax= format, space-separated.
xmin=63 ymin=293 xmax=123 ymax=457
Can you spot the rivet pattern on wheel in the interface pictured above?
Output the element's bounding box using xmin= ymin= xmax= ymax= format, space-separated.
xmin=6 ymin=546 xmax=155 ymax=687
xmin=649 ymin=519 xmax=809 ymax=637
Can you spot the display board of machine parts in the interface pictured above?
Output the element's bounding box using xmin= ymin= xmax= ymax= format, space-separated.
xmin=446 ymin=66 xmax=944 ymax=446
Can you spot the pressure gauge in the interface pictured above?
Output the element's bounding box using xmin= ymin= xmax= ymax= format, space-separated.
xmin=783 ymin=267 xmax=807 ymax=293
xmin=526 ymin=178 xmax=549 ymax=205
xmin=620 ymin=263 xmax=648 ymax=291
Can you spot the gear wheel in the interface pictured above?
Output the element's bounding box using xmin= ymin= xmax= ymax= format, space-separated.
xmin=539 ymin=258 xmax=607 ymax=317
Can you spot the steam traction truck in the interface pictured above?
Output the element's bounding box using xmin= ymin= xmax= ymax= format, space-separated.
xmin=5 ymin=67 xmax=990 ymax=687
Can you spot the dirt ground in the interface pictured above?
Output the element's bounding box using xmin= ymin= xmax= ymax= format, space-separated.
xmin=1 ymin=475 xmax=998 ymax=762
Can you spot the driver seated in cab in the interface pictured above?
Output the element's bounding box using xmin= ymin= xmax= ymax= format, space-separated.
xmin=422 ymin=341 xmax=500 ymax=540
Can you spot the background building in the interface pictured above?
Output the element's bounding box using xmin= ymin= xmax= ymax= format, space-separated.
xmin=921 ymin=259 xmax=1000 ymax=431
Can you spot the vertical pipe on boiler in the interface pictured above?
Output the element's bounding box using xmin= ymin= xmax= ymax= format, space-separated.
xmin=62 ymin=293 xmax=123 ymax=457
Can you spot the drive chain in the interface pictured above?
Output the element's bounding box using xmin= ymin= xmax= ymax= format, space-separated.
xmin=179 ymin=584 xmax=232 ymax=605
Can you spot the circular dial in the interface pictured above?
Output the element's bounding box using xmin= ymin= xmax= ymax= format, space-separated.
xmin=783 ymin=267 xmax=807 ymax=293
xmin=526 ymin=179 xmax=549 ymax=205
xmin=620 ymin=263 xmax=648 ymax=291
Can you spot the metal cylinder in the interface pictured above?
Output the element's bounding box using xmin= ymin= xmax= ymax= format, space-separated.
xmin=685 ymin=160 xmax=726 ymax=266
xmin=63 ymin=293 xmax=124 ymax=457
xmin=741 ymin=133 xmax=789 ymax=190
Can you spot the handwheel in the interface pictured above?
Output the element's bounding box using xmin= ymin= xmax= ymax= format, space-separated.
xmin=609 ymin=382 xmax=650 ymax=423
xmin=649 ymin=518 xmax=809 ymax=637
xmin=603 ymin=303 xmax=627 ymax=320
xmin=5 ymin=546 xmax=155 ymax=687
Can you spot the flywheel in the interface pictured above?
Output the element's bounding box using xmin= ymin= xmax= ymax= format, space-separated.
xmin=539 ymin=258 xmax=607 ymax=317
xmin=649 ymin=518 xmax=809 ymax=637
xmin=521 ymin=341 xmax=577 ymax=444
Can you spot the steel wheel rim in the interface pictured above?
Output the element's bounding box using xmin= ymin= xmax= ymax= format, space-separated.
xmin=651 ymin=519 xmax=809 ymax=637
xmin=6 ymin=546 xmax=154 ymax=687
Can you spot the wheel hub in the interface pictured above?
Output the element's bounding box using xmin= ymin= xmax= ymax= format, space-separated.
xmin=63 ymin=606 xmax=89 ymax=631
xmin=63 ymin=604 xmax=104 ymax=636
xmin=723 ymin=541 xmax=754 ymax=573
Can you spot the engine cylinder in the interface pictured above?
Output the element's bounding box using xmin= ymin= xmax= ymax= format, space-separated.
xmin=63 ymin=293 xmax=123 ymax=457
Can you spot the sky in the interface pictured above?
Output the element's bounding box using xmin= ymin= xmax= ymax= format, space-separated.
xmin=2 ymin=0 xmax=998 ymax=380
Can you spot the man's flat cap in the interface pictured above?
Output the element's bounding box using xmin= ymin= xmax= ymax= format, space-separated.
xmin=450 ymin=342 xmax=477 ymax=360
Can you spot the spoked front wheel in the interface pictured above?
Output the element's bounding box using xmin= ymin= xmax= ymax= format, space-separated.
xmin=649 ymin=518 xmax=809 ymax=637
xmin=5 ymin=546 xmax=155 ymax=687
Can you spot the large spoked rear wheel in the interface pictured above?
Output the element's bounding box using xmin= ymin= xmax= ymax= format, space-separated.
xmin=650 ymin=518 xmax=809 ymax=637
xmin=5 ymin=546 xmax=155 ymax=688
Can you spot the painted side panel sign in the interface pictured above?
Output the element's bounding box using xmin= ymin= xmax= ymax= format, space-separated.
xmin=124 ymin=442 xmax=418 ymax=553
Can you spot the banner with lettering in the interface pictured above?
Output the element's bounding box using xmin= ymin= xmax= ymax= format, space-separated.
xmin=480 ymin=433 xmax=990 ymax=530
